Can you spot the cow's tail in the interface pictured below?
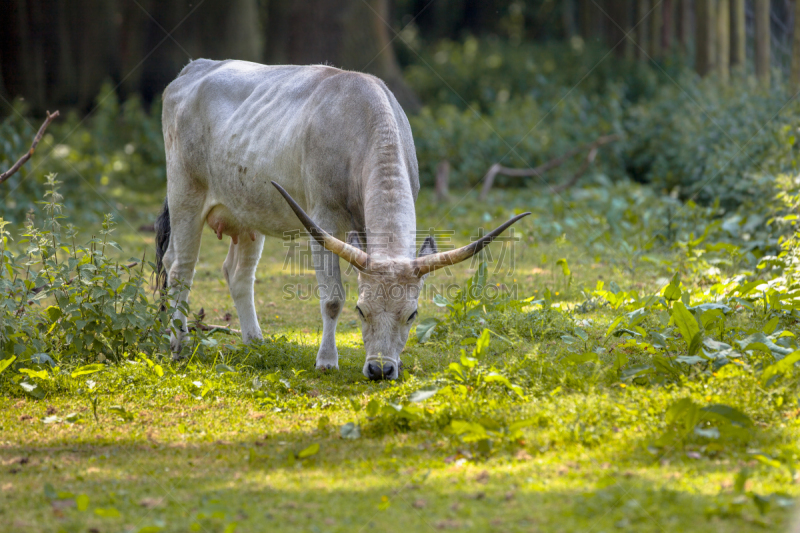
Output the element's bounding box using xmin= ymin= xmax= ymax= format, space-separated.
xmin=154 ymin=197 xmax=171 ymax=298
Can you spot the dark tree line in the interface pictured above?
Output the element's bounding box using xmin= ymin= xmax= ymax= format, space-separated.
xmin=0 ymin=0 xmax=417 ymax=113
xmin=1 ymin=0 xmax=799 ymax=115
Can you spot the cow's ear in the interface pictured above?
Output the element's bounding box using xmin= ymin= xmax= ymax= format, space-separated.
xmin=346 ymin=231 xmax=364 ymax=251
xmin=418 ymin=235 xmax=437 ymax=257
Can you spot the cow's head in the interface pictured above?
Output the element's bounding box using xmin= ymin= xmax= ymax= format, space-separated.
xmin=272 ymin=182 xmax=529 ymax=380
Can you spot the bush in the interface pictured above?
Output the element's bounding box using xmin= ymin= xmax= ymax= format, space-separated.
xmin=624 ymin=74 xmax=799 ymax=206
xmin=406 ymin=38 xmax=800 ymax=207
xmin=404 ymin=37 xmax=664 ymax=111
xmin=0 ymin=176 xmax=167 ymax=367
xmin=0 ymin=83 xmax=165 ymax=224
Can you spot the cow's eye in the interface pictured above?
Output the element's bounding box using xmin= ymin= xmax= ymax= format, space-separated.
xmin=356 ymin=306 xmax=365 ymax=319
xmin=407 ymin=310 xmax=418 ymax=323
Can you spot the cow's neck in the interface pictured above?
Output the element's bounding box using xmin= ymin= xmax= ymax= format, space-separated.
xmin=362 ymin=172 xmax=416 ymax=261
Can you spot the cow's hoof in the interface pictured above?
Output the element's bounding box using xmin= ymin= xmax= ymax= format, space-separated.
xmin=316 ymin=362 xmax=339 ymax=372
xmin=367 ymin=361 xmax=395 ymax=380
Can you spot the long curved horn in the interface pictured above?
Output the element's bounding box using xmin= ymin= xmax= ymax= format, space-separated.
xmin=412 ymin=212 xmax=531 ymax=276
xmin=271 ymin=181 xmax=370 ymax=271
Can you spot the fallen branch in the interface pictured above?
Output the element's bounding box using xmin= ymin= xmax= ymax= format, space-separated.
xmin=478 ymin=133 xmax=620 ymax=201
xmin=0 ymin=110 xmax=60 ymax=184
xmin=191 ymin=323 xmax=241 ymax=335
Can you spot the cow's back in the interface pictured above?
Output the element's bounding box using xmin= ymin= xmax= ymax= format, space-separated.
xmin=161 ymin=59 xmax=418 ymax=236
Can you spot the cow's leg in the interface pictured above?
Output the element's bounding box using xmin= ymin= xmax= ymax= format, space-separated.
xmin=222 ymin=233 xmax=265 ymax=343
xmin=165 ymin=195 xmax=205 ymax=357
xmin=311 ymin=238 xmax=345 ymax=370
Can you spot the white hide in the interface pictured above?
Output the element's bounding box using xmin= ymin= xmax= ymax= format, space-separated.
xmin=161 ymin=59 xmax=420 ymax=379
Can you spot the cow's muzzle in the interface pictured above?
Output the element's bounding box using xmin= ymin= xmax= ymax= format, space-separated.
xmin=364 ymin=358 xmax=399 ymax=380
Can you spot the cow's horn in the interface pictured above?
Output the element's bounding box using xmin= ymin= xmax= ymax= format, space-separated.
xmin=412 ymin=212 xmax=531 ymax=276
xmin=271 ymin=181 xmax=370 ymax=271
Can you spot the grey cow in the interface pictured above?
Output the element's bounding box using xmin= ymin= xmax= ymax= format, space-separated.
xmin=155 ymin=59 xmax=529 ymax=380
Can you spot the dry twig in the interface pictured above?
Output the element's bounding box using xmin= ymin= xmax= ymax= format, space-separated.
xmin=478 ymin=133 xmax=620 ymax=200
xmin=191 ymin=323 xmax=241 ymax=335
xmin=0 ymin=110 xmax=60 ymax=184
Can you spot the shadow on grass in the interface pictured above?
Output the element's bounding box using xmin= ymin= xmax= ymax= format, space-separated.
xmin=2 ymin=433 xmax=789 ymax=533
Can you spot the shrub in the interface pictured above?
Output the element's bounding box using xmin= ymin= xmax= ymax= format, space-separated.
xmin=0 ymin=175 xmax=167 ymax=366
xmin=406 ymin=37 xmax=800 ymax=207
xmin=0 ymin=83 xmax=165 ymax=223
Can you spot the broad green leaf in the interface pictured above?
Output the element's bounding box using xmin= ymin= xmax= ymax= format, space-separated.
xmin=564 ymin=352 xmax=598 ymax=365
xmin=0 ymin=356 xmax=16 ymax=374
xmin=30 ymin=353 xmax=55 ymax=366
xmin=694 ymin=426 xmax=720 ymax=439
xmin=762 ymin=350 xmax=800 ymax=383
xmin=762 ymin=316 xmax=780 ymax=335
xmin=45 ymin=305 xmax=62 ymax=322
xmin=415 ymin=317 xmax=440 ymax=343
xmin=665 ymin=398 xmax=700 ymax=429
xmin=76 ymin=494 xmax=90 ymax=511
xmin=20 ymin=381 xmax=45 ymax=399
xmin=672 ymin=301 xmax=699 ymax=349
xmin=19 ymin=368 xmax=49 ymax=380
xmin=734 ymin=469 xmax=749 ymax=494
xmin=556 ymin=258 xmax=570 ymax=277
xmin=432 ymin=294 xmax=449 ymax=307
xmin=297 ymin=443 xmax=320 ymax=459
xmin=215 ymin=364 xmax=237 ymax=375
xmin=605 ymin=316 xmax=625 ymax=338
xmin=340 ymin=422 xmax=360 ymax=440
xmin=408 ymin=388 xmax=438 ymax=403
xmin=663 ymin=281 xmax=681 ymax=302
xmin=94 ymin=507 xmax=121 ymax=518
xmin=449 ymin=420 xmax=488 ymax=441
xmin=71 ymin=363 xmax=105 ymax=378
xmin=687 ymin=332 xmax=703 ymax=356
xmin=483 ymin=372 xmax=512 ymax=387
xmin=460 ymin=349 xmax=477 ymax=369
xmin=348 ymin=398 xmax=362 ymax=413
xmin=474 ymin=328 xmax=491 ymax=357
xmin=366 ymin=399 xmax=381 ymax=417
xmin=700 ymin=404 xmax=752 ymax=428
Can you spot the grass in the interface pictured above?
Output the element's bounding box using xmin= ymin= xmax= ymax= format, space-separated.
xmin=2 ymin=184 xmax=799 ymax=533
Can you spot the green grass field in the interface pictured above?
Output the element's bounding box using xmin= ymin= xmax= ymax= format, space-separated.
xmin=2 ymin=183 xmax=799 ymax=533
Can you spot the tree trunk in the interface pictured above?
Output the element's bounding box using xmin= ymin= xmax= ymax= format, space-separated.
xmin=650 ymin=0 xmax=663 ymax=58
xmin=606 ymin=0 xmax=630 ymax=58
xmin=695 ymin=0 xmax=715 ymax=76
xmin=792 ymin=0 xmax=800 ymax=93
xmin=730 ymin=0 xmax=746 ymax=71
xmin=69 ymin=0 xmax=120 ymax=111
xmin=717 ymin=0 xmax=730 ymax=82
xmin=579 ymin=0 xmax=603 ymax=43
xmin=637 ymin=0 xmax=651 ymax=61
xmin=562 ymin=0 xmax=577 ymax=39
xmin=139 ymin=0 xmax=263 ymax=103
xmin=265 ymin=0 xmax=420 ymax=113
xmin=754 ymin=0 xmax=771 ymax=87
xmin=662 ymin=0 xmax=674 ymax=52
xmin=0 ymin=61 xmax=7 ymax=103
xmin=49 ymin=0 xmax=79 ymax=106
xmin=677 ymin=0 xmax=692 ymax=55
